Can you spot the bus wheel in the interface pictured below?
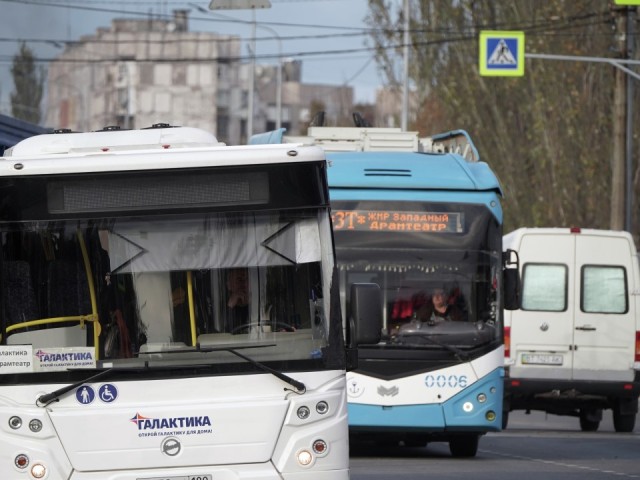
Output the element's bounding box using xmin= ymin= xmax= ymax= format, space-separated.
xmin=579 ymin=408 xmax=601 ymax=432
xmin=449 ymin=434 xmax=479 ymax=457
xmin=501 ymin=410 xmax=509 ymax=430
xmin=613 ymin=406 xmax=636 ymax=433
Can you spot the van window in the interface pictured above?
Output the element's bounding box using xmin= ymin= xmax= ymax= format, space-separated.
xmin=581 ymin=265 xmax=628 ymax=314
xmin=521 ymin=263 xmax=567 ymax=311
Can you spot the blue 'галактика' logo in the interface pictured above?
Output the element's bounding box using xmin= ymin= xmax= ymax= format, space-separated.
xmin=35 ymin=349 xmax=94 ymax=363
xmin=130 ymin=412 xmax=212 ymax=431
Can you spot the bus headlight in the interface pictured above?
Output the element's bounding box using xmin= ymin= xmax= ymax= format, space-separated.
xmin=297 ymin=406 xmax=310 ymax=419
xmin=486 ymin=411 xmax=497 ymax=422
xmin=14 ymin=453 xmax=29 ymax=469
xmin=316 ymin=401 xmax=329 ymax=414
xmin=9 ymin=416 xmax=22 ymax=429
xmin=477 ymin=393 xmax=487 ymax=403
xmin=312 ymin=439 xmax=328 ymax=456
xmin=29 ymin=419 xmax=43 ymax=432
xmin=297 ymin=449 xmax=313 ymax=466
xmin=31 ymin=462 xmax=47 ymax=479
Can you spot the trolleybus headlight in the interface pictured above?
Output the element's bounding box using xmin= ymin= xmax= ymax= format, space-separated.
xmin=31 ymin=462 xmax=47 ymax=478
xmin=9 ymin=415 xmax=22 ymax=429
xmin=316 ymin=401 xmax=329 ymax=414
xmin=462 ymin=401 xmax=474 ymax=412
xmin=29 ymin=419 xmax=43 ymax=432
xmin=312 ymin=439 xmax=328 ymax=455
xmin=296 ymin=449 xmax=313 ymax=466
xmin=486 ymin=410 xmax=497 ymax=422
xmin=477 ymin=393 xmax=487 ymax=403
xmin=14 ymin=454 xmax=29 ymax=469
xmin=297 ymin=406 xmax=310 ymax=420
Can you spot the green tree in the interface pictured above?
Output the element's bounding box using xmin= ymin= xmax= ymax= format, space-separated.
xmin=365 ymin=1 xmax=638 ymax=240
xmin=11 ymin=42 xmax=44 ymax=124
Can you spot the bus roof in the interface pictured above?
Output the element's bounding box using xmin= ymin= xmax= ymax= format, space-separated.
xmin=250 ymin=126 xmax=481 ymax=162
xmin=249 ymin=126 xmax=500 ymax=193
xmin=1 ymin=126 xmax=325 ymax=176
xmin=326 ymin=150 xmax=502 ymax=193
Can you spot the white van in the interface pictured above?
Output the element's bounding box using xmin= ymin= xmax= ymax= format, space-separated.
xmin=503 ymin=227 xmax=640 ymax=432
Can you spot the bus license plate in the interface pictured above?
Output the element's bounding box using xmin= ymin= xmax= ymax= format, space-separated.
xmin=138 ymin=476 xmax=212 ymax=480
xmin=521 ymin=353 xmax=563 ymax=365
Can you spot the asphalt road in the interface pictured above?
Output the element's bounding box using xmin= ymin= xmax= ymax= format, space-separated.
xmin=350 ymin=410 xmax=640 ymax=480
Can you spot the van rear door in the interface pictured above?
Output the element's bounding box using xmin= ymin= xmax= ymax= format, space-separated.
xmin=572 ymin=233 xmax=636 ymax=381
xmin=510 ymin=232 xmax=575 ymax=380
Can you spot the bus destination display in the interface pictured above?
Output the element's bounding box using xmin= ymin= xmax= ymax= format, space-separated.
xmin=331 ymin=210 xmax=463 ymax=233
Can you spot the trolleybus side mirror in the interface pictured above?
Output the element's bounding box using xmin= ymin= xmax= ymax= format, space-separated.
xmin=349 ymin=283 xmax=383 ymax=347
xmin=503 ymin=249 xmax=521 ymax=311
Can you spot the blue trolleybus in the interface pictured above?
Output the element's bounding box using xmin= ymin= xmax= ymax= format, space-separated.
xmin=251 ymin=122 xmax=520 ymax=457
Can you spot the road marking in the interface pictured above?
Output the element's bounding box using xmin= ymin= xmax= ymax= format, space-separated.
xmin=480 ymin=449 xmax=640 ymax=478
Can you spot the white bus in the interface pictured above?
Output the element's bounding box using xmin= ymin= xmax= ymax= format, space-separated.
xmin=0 ymin=125 xmax=379 ymax=480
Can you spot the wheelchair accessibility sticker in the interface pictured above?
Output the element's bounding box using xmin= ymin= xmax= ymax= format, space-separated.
xmin=75 ymin=384 xmax=118 ymax=404
xmin=99 ymin=384 xmax=118 ymax=403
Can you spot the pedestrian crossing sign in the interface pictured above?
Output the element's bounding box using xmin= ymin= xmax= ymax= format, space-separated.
xmin=479 ymin=31 xmax=525 ymax=77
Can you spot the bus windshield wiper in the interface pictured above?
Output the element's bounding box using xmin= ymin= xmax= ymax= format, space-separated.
xmin=197 ymin=344 xmax=306 ymax=394
xmin=403 ymin=334 xmax=470 ymax=361
xmin=36 ymin=367 xmax=120 ymax=407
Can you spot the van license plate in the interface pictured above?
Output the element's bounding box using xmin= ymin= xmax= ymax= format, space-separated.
xmin=138 ymin=476 xmax=212 ymax=480
xmin=521 ymin=354 xmax=563 ymax=365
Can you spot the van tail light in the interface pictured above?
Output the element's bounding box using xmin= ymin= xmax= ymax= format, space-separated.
xmin=504 ymin=326 xmax=511 ymax=358
xmin=635 ymin=331 xmax=640 ymax=362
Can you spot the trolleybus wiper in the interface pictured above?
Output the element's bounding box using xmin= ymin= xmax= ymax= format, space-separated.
xmin=196 ymin=344 xmax=306 ymax=394
xmin=404 ymin=335 xmax=470 ymax=361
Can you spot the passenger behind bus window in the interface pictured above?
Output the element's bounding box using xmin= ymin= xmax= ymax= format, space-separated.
xmin=416 ymin=287 xmax=465 ymax=323
xmin=225 ymin=267 xmax=250 ymax=332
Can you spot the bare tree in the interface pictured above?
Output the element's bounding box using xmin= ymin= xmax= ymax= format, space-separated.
xmin=365 ymin=1 xmax=636 ymax=239
xmin=11 ymin=42 xmax=44 ymax=124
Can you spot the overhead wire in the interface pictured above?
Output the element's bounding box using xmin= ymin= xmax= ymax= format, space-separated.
xmin=0 ymin=1 xmax=626 ymax=68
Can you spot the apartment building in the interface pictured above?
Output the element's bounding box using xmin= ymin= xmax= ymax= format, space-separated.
xmin=45 ymin=10 xmax=355 ymax=144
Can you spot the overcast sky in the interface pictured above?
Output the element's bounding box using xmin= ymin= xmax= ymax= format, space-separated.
xmin=0 ymin=0 xmax=391 ymax=121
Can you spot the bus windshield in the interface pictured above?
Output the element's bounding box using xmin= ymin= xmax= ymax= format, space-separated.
xmin=0 ymin=209 xmax=335 ymax=376
xmin=332 ymin=200 xmax=503 ymax=352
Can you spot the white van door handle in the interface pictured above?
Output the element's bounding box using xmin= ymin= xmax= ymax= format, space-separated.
xmin=575 ymin=325 xmax=596 ymax=331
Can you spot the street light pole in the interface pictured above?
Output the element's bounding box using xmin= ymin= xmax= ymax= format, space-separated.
xmin=253 ymin=22 xmax=282 ymax=129
xmin=248 ymin=10 xmax=256 ymax=137
xmin=209 ymin=0 xmax=272 ymax=140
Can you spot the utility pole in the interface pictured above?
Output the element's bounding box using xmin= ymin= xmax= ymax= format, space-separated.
xmin=610 ymin=5 xmax=628 ymax=231
xmin=401 ymin=0 xmax=409 ymax=131
xmin=624 ymin=7 xmax=635 ymax=233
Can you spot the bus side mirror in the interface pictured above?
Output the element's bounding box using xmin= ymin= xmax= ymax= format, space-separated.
xmin=349 ymin=283 xmax=382 ymax=347
xmin=503 ymin=249 xmax=521 ymax=311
